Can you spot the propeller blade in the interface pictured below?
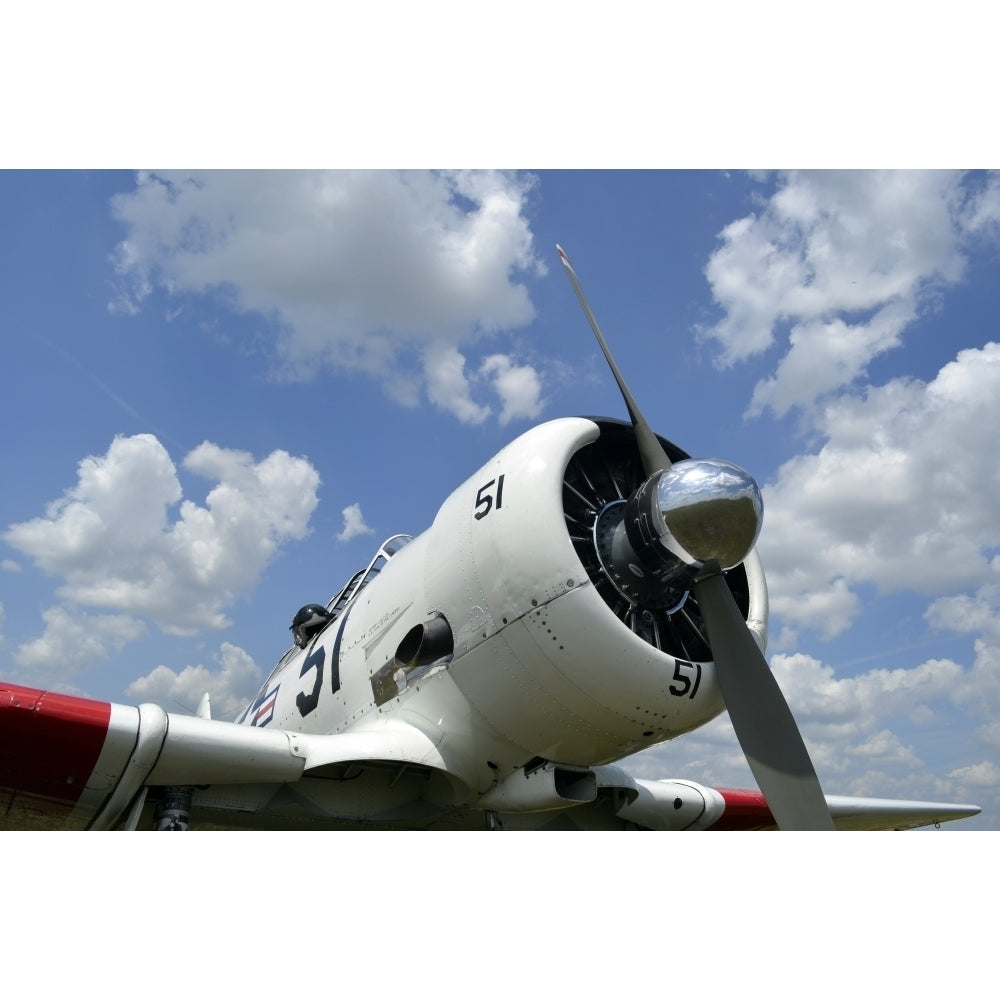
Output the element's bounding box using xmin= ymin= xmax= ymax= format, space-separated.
xmin=557 ymin=242 xmax=834 ymax=830
xmin=692 ymin=572 xmax=835 ymax=830
xmin=557 ymin=245 xmax=671 ymax=477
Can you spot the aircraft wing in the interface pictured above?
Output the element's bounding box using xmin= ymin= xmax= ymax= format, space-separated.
xmin=700 ymin=787 xmax=982 ymax=831
xmin=0 ymin=682 xmax=463 ymax=830
xmin=493 ymin=766 xmax=980 ymax=831
xmin=1 ymin=682 xmax=981 ymax=831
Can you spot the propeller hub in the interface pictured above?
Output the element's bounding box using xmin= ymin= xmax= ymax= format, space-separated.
xmin=626 ymin=459 xmax=763 ymax=575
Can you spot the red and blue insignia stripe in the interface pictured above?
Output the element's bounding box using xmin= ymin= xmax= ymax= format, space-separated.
xmin=251 ymin=684 xmax=280 ymax=728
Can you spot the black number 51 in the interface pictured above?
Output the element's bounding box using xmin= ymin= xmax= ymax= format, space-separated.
xmin=474 ymin=474 xmax=505 ymax=520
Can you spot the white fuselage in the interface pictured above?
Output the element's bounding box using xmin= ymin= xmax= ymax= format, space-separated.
xmin=224 ymin=418 xmax=767 ymax=822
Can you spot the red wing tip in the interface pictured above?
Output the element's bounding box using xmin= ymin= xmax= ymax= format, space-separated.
xmin=709 ymin=788 xmax=777 ymax=830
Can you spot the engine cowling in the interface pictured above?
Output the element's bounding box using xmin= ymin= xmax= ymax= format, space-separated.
xmin=420 ymin=417 xmax=767 ymax=767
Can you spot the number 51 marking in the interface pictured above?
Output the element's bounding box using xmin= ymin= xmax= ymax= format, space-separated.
xmin=474 ymin=474 xmax=505 ymax=520
xmin=669 ymin=658 xmax=702 ymax=699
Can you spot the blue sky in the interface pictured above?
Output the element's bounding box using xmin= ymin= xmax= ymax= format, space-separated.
xmin=2 ymin=168 xmax=999 ymax=831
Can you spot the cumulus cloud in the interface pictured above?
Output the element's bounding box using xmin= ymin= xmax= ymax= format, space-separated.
xmin=759 ymin=342 xmax=1000 ymax=637
xmin=925 ymin=585 xmax=1000 ymax=643
xmin=12 ymin=605 xmax=146 ymax=676
xmin=701 ymin=170 xmax=999 ymax=416
xmin=338 ymin=502 xmax=374 ymax=543
xmin=949 ymin=760 xmax=1000 ymax=787
xmin=4 ymin=434 xmax=320 ymax=638
xmin=424 ymin=344 xmax=492 ymax=424
xmin=769 ymin=653 xmax=967 ymax=738
xmin=948 ymin=633 xmax=1000 ymax=726
xmin=480 ymin=353 xmax=544 ymax=425
xmin=108 ymin=170 xmax=546 ymax=425
xmin=420 ymin=346 xmax=546 ymax=425
xmin=961 ymin=171 xmax=1000 ymax=235
xmin=125 ymin=641 xmax=262 ymax=718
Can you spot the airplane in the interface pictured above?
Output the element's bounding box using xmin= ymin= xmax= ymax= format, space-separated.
xmin=0 ymin=246 xmax=982 ymax=832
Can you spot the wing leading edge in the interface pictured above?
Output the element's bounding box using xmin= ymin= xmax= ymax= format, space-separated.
xmin=707 ymin=787 xmax=981 ymax=831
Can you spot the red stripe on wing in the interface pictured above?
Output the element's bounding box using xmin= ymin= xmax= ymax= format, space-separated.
xmin=1 ymin=683 xmax=112 ymax=822
xmin=708 ymin=788 xmax=777 ymax=830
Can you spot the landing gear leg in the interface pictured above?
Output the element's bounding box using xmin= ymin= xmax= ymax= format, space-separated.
xmin=155 ymin=786 xmax=193 ymax=830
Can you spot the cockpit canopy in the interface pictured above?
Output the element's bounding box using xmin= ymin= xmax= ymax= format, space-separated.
xmin=264 ymin=534 xmax=415 ymax=682
xmin=325 ymin=534 xmax=413 ymax=621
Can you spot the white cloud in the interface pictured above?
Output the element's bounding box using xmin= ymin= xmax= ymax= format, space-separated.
xmin=769 ymin=653 xmax=967 ymax=736
xmin=125 ymin=641 xmax=262 ymax=718
xmin=12 ymin=605 xmax=146 ymax=678
xmin=480 ymin=354 xmax=544 ymax=425
xmin=4 ymin=434 xmax=320 ymax=637
xmin=338 ymin=503 xmax=374 ymax=543
xmin=925 ymin=585 xmax=1000 ymax=643
xmin=701 ymin=170 xmax=998 ymax=416
xmin=961 ymin=171 xmax=1000 ymax=235
xmin=748 ymin=302 xmax=915 ymax=419
xmin=107 ymin=239 xmax=151 ymax=316
xmin=759 ymin=342 xmax=1000 ymax=638
xmin=951 ymin=636 xmax=1000 ymax=723
xmin=419 ymin=347 xmax=546 ymax=426
xmin=423 ymin=344 xmax=492 ymax=424
xmin=768 ymin=575 xmax=860 ymax=641
xmin=6 ymin=433 xmax=182 ymax=577
xmin=946 ymin=760 xmax=1000 ymax=789
xmin=108 ymin=170 xmax=545 ymax=423
xmin=1 ymin=560 xmax=20 ymax=572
